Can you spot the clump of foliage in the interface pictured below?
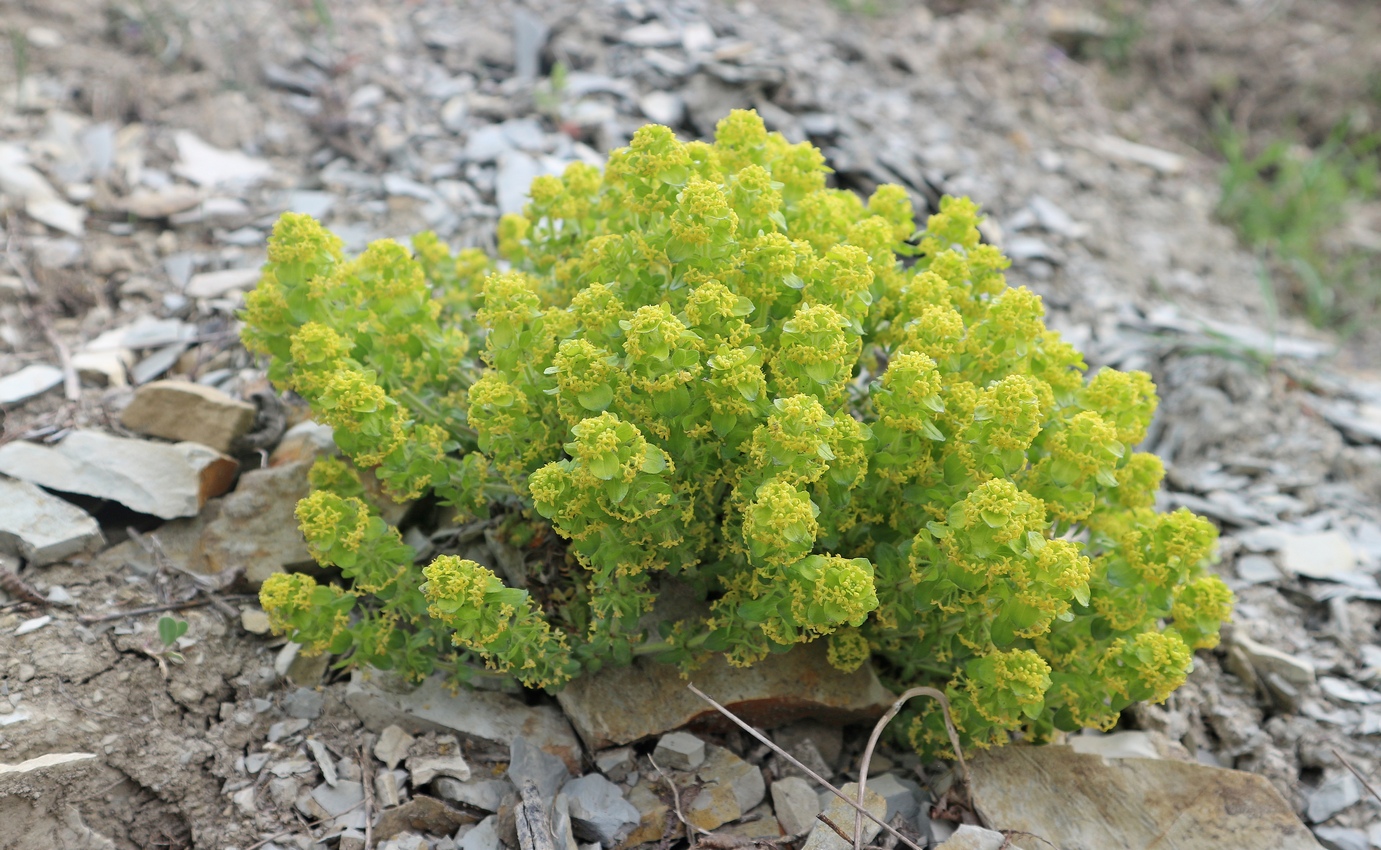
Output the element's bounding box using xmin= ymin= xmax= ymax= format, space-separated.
xmin=244 ymin=110 xmax=1232 ymax=756
xmin=1217 ymin=120 xmax=1381 ymax=329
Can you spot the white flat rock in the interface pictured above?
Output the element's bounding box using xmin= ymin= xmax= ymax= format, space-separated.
xmin=173 ymin=131 xmax=272 ymax=188
xmin=0 ymin=364 xmax=64 ymax=405
xmin=0 ymin=476 xmax=103 ymax=565
xmin=0 ymin=429 xmax=237 ymax=519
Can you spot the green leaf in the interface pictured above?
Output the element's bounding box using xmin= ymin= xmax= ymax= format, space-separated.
xmin=158 ymin=617 xmax=188 ymax=648
xmin=577 ymin=384 xmax=615 ymax=411
xmin=589 ymin=453 xmax=621 ymax=480
xmin=981 ymin=510 xmax=1008 ymax=528
xmin=804 ymin=360 xmax=836 ymax=383
xmin=711 ymin=411 xmax=737 ymax=437
xmin=641 ymin=446 xmax=667 ymax=474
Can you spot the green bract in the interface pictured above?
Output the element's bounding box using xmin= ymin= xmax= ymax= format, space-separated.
xmin=244 ymin=110 xmax=1233 ymax=756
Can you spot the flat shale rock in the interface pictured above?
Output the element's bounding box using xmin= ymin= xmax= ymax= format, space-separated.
xmin=0 ymin=430 xmax=237 ymax=519
xmin=555 ymin=640 xmax=894 ymax=749
xmin=346 ymin=669 xmax=582 ymax=771
xmin=119 ymin=380 xmax=257 ymax=453
xmin=194 ymin=460 xmax=313 ymax=585
xmin=374 ymin=795 xmax=476 ymax=842
xmin=0 ymin=364 xmax=64 ymax=405
xmin=0 ymin=477 xmax=103 ymax=565
xmin=970 ymin=745 xmax=1322 ymax=850
xmin=802 ymin=783 xmax=885 ymax=850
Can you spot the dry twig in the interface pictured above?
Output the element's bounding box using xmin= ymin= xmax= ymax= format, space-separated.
xmin=0 ymin=567 xmax=48 ymax=605
xmin=359 ymin=744 xmax=375 ymax=849
xmin=853 ymin=687 xmax=973 ymax=849
xmin=77 ymin=594 xmax=257 ymax=624
xmin=1332 ymin=747 xmax=1381 ymax=805
xmin=649 ymin=754 xmax=708 ymax=848
xmin=686 ymin=684 xmax=925 ymax=850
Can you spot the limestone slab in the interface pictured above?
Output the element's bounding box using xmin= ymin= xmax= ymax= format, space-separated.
xmin=0 ymin=477 xmax=103 ymax=565
xmin=0 ymin=430 xmax=236 ymax=519
xmin=969 ymin=745 xmax=1322 ymax=850
xmin=346 ymin=669 xmax=582 ymax=772
xmin=555 ymin=639 xmax=894 ymax=750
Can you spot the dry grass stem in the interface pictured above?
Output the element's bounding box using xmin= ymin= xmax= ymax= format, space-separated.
xmin=686 ymin=684 xmax=925 ymax=850
xmin=649 ymin=753 xmax=707 ymax=847
xmin=1332 ymin=747 xmax=1381 ymax=805
xmin=853 ymin=686 xmax=972 ymax=849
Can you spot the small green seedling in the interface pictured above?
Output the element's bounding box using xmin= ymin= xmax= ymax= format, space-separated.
xmin=143 ymin=616 xmax=188 ymax=677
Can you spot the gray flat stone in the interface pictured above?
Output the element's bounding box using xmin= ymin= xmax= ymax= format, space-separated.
xmin=508 ymin=734 xmax=570 ymax=802
xmin=195 ymin=461 xmax=314 ymax=586
xmin=173 ymin=130 xmax=272 ymax=188
xmin=1313 ymin=826 xmax=1368 ymax=850
xmin=184 ymin=267 xmax=261 ymax=299
xmin=562 ymin=773 xmax=640 ymax=846
xmin=593 ymin=747 xmax=634 ymax=783
xmin=433 ymin=776 xmax=512 ymax=812
xmin=0 ymin=364 xmax=63 ymax=405
xmin=803 ymin=783 xmax=885 ymax=850
xmin=347 ymin=669 xmax=581 ymax=771
xmin=699 ymin=744 xmax=764 ymax=815
xmin=268 ymin=718 xmax=310 ymax=743
xmin=1225 ymin=631 xmax=1316 ymax=705
xmin=460 ymin=815 xmax=502 ymax=850
xmin=374 ymin=770 xmax=402 ymax=808
xmin=284 ymin=688 xmax=324 ymax=720
xmin=0 ymin=477 xmax=103 ymax=565
xmin=0 ymin=430 xmax=237 ymax=519
xmin=311 ymin=779 xmax=365 ymax=817
xmin=770 ymin=776 xmax=819 ymax=836
xmin=497 ymin=151 xmax=543 ymax=217
xmin=130 ymin=343 xmax=189 ymax=385
xmin=308 ymin=739 xmax=338 ymax=787
xmin=512 ymin=8 xmax=548 ymax=81
xmin=1308 ymin=773 xmax=1362 ymax=823
xmin=409 ymin=753 xmax=471 ymax=786
xmin=866 ymin=773 xmax=920 ymax=824
xmin=653 ymin=732 xmax=705 ymax=771
xmin=935 ymin=825 xmax=1007 ymax=850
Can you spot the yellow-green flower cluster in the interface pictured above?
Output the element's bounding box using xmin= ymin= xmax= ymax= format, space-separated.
xmin=422 ymin=556 xmax=577 ymax=689
xmin=244 ymin=109 xmax=1231 ymax=749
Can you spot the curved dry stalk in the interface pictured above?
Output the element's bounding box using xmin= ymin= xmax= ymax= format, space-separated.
xmin=686 ymin=684 xmax=925 ymax=850
xmin=853 ymin=686 xmax=970 ymax=850
xmin=649 ymin=753 xmax=710 ymax=848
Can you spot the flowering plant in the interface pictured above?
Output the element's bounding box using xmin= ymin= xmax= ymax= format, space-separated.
xmin=244 ymin=110 xmax=1232 ymax=754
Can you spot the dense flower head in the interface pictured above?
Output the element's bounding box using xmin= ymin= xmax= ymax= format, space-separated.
xmin=244 ymin=109 xmax=1228 ymax=754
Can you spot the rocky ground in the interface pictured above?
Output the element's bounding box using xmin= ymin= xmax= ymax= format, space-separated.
xmin=2 ymin=0 xmax=1381 ymax=849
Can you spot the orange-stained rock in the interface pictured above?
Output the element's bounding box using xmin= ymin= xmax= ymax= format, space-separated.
xmin=119 ymin=379 xmax=256 ymax=453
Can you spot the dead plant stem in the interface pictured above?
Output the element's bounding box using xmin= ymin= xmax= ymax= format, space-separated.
xmin=686 ymin=684 xmax=925 ymax=850
xmin=853 ymin=686 xmax=974 ymax=849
